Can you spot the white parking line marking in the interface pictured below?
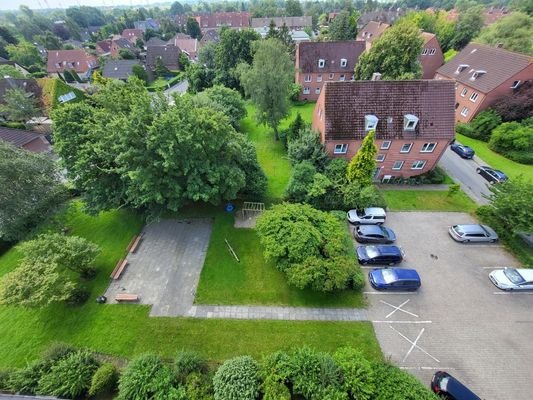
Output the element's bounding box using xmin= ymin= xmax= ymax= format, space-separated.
xmin=380 ymin=299 xmax=419 ymax=318
xmin=364 ymin=292 xmax=417 ymax=295
xmin=493 ymin=291 xmax=533 ymax=295
xmin=400 ymin=366 xmax=456 ymax=371
xmin=461 ymin=245 xmax=504 ymax=248
xmin=373 ymin=320 xmax=432 ymax=324
xmin=389 ymin=326 xmax=440 ymax=363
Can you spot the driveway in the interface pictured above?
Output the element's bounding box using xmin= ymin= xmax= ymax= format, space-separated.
xmin=363 ymin=212 xmax=529 ymax=399
xmin=439 ymin=143 xmax=492 ymax=204
xmin=164 ymin=79 xmax=189 ymax=104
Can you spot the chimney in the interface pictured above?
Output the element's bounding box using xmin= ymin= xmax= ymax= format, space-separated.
xmin=496 ymin=43 xmax=503 ymax=48
xmin=371 ymin=73 xmax=382 ymax=81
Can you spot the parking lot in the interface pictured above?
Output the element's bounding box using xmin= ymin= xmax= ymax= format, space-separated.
xmin=361 ymin=212 xmax=531 ymax=399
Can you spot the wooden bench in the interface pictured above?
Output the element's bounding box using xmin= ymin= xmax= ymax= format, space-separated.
xmin=115 ymin=293 xmax=139 ymax=302
xmin=128 ymin=235 xmax=143 ymax=254
xmin=110 ymin=258 xmax=129 ymax=280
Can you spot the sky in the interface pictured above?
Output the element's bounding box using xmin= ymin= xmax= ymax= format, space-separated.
xmin=0 ymin=0 xmax=161 ymax=11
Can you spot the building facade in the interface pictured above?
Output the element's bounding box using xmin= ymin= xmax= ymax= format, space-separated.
xmin=311 ymin=80 xmax=455 ymax=180
xmin=420 ymin=32 xmax=444 ymax=79
xmin=46 ymin=50 xmax=98 ymax=81
xmin=295 ymin=40 xmax=366 ymax=101
xmin=435 ymin=43 xmax=533 ymax=123
xmin=251 ymin=16 xmax=312 ymax=30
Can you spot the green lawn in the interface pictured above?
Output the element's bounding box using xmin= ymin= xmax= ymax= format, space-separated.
xmin=457 ymin=134 xmax=533 ymax=182
xmin=382 ymin=190 xmax=477 ymax=212
xmin=242 ymin=102 xmax=316 ymax=201
xmin=0 ymin=202 xmax=381 ymax=368
xmin=196 ymin=210 xmax=365 ymax=308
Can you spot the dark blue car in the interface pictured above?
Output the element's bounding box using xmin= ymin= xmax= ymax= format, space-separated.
xmin=450 ymin=143 xmax=475 ymax=159
xmin=368 ymin=268 xmax=421 ymax=291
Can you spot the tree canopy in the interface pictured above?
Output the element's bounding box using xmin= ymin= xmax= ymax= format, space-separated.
xmin=347 ymin=130 xmax=377 ymax=186
xmin=328 ymin=11 xmax=358 ymax=40
xmin=0 ymin=87 xmax=39 ymax=121
xmin=451 ymin=5 xmax=484 ymax=50
xmin=475 ymin=12 xmax=533 ymax=55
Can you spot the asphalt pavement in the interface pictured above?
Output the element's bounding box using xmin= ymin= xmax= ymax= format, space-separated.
xmin=438 ymin=143 xmax=492 ymax=205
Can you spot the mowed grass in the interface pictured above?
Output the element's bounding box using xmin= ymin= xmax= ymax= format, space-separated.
xmin=457 ymin=134 xmax=533 ymax=182
xmin=242 ymin=102 xmax=316 ymax=201
xmin=195 ymin=211 xmax=365 ymax=307
xmin=381 ymin=190 xmax=477 ymax=213
xmin=0 ymin=202 xmax=381 ymax=368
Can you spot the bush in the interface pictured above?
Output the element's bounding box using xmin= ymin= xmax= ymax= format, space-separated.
xmin=88 ymin=363 xmax=119 ymax=397
xmin=285 ymin=161 xmax=316 ymax=203
xmin=489 ymin=121 xmax=533 ymax=164
xmin=262 ymin=377 xmax=291 ymax=400
xmin=66 ymin=287 xmax=90 ymax=306
xmin=343 ymin=183 xmax=387 ymax=210
xmin=0 ymin=121 xmax=26 ymax=129
xmin=460 ymin=110 xmax=502 ymax=141
xmin=213 ymin=356 xmax=260 ymax=400
xmin=455 ymin=122 xmax=473 ymax=137
xmin=372 ymin=362 xmax=437 ymax=400
xmin=334 ymin=347 xmax=375 ymax=400
xmin=175 ymin=350 xmax=207 ymax=382
xmin=287 ymin=128 xmax=329 ymax=171
xmin=185 ymin=371 xmax=214 ymax=400
xmin=350 ymin=269 xmax=365 ymax=290
xmin=414 ymin=167 xmax=446 ymax=184
xmin=0 ymin=369 xmax=12 ymax=391
xmin=289 ymin=83 xmax=303 ymax=102
xmin=8 ymin=362 xmax=43 ymax=394
xmin=41 ymin=342 xmax=76 ymax=364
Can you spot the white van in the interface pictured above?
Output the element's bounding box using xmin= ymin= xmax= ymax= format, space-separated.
xmin=347 ymin=207 xmax=386 ymax=225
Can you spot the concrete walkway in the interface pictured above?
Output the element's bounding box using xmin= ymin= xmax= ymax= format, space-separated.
xmin=378 ymin=184 xmax=449 ymax=191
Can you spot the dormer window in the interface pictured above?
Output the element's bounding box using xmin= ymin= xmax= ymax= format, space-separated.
xmin=455 ymin=64 xmax=469 ymax=74
xmin=318 ymin=59 xmax=325 ymax=68
xmin=340 ymin=58 xmax=347 ymax=67
xmin=365 ymin=115 xmax=378 ymax=131
xmin=511 ymin=80 xmax=521 ymax=89
xmin=470 ymin=70 xmax=486 ymax=80
xmin=404 ymin=114 xmax=419 ymax=131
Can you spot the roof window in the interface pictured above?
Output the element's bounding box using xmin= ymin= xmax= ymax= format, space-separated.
xmin=470 ymin=70 xmax=486 ymax=80
xmin=340 ymin=58 xmax=347 ymax=67
xmin=455 ymin=64 xmax=469 ymax=74
xmin=318 ymin=59 xmax=325 ymax=68
xmin=365 ymin=115 xmax=378 ymax=131
xmin=403 ymin=114 xmax=419 ymax=131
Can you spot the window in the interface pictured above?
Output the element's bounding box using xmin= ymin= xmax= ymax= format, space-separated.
xmin=318 ymin=59 xmax=325 ymax=68
xmin=461 ymin=106 xmax=469 ymax=117
xmin=339 ymin=74 xmax=345 ymax=81
xmin=400 ymin=143 xmax=413 ymax=153
xmin=511 ymin=80 xmax=521 ymax=89
xmin=411 ymin=160 xmax=426 ymax=170
xmin=303 ymin=87 xmax=310 ymax=95
xmin=350 ymin=74 xmax=354 ymax=81
xmin=470 ymin=70 xmax=486 ymax=80
xmin=376 ymin=154 xmax=385 ymax=162
xmin=315 ymin=87 xmax=320 ymax=94
xmin=460 ymin=88 xmax=468 ymax=97
xmin=329 ymin=73 xmax=334 ymax=80
xmin=304 ymin=74 xmax=311 ymax=82
xmin=340 ymin=58 xmax=347 ymax=67
xmin=403 ymin=114 xmax=419 ymax=131
xmin=455 ymin=64 xmax=469 ymax=74
xmin=334 ymin=144 xmax=348 ymax=154
xmin=421 ymin=48 xmax=428 ymax=55
xmin=365 ymin=114 xmax=379 ymax=131
xmin=429 ymin=48 xmax=436 ymax=55
xmin=381 ymin=141 xmax=391 ymax=150
xmin=392 ymin=160 xmax=404 ymax=170
xmin=469 ymin=92 xmax=478 ymax=102
xmin=421 ymin=142 xmax=436 ymax=152
xmin=317 ymin=74 xmax=322 ymax=82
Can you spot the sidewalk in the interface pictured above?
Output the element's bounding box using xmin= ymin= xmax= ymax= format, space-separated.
xmin=378 ymin=184 xmax=449 ymax=191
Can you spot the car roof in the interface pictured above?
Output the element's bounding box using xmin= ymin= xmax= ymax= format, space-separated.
xmin=390 ymin=268 xmax=420 ymax=280
xmin=445 ymin=375 xmax=481 ymax=400
xmin=455 ymin=224 xmax=487 ymax=234
xmin=358 ymin=225 xmax=384 ymax=234
xmin=513 ymin=269 xmax=533 ymax=282
xmin=375 ymin=245 xmax=401 ymax=255
xmin=363 ymin=207 xmax=386 ymax=216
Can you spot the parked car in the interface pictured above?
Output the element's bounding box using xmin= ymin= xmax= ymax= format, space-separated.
xmin=476 ymin=166 xmax=508 ymax=184
xmin=448 ymin=224 xmax=498 ymax=243
xmin=450 ymin=143 xmax=475 ymax=159
xmin=347 ymin=207 xmax=386 ymax=225
xmin=353 ymin=225 xmax=396 ymax=244
xmin=489 ymin=267 xmax=533 ymax=291
xmin=431 ymin=371 xmax=481 ymax=400
xmin=357 ymin=245 xmax=403 ymax=265
xmin=368 ymin=268 xmax=421 ymax=291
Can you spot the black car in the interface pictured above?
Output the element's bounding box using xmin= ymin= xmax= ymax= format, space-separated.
xmin=353 ymin=225 xmax=396 ymax=244
xmin=450 ymin=143 xmax=475 ymax=159
xmin=356 ymin=245 xmax=404 ymax=265
xmin=431 ymin=371 xmax=481 ymax=400
xmin=476 ymin=165 xmax=508 ymax=184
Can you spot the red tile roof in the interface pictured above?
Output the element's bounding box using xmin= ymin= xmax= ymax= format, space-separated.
xmin=196 ymin=12 xmax=251 ymax=29
xmin=356 ymin=21 xmax=390 ymax=43
xmin=296 ymin=41 xmax=366 ymax=74
xmin=46 ymin=50 xmax=98 ymax=74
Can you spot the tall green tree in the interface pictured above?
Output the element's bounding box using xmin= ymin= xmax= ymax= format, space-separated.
xmin=451 ymin=5 xmax=484 ymax=50
xmin=476 ymin=12 xmax=533 ymax=55
xmin=132 ymin=64 xmax=148 ymax=84
xmin=285 ymin=0 xmax=303 ymax=16
xmin=6 ymin=41 xmax=43 ymax=68
xmin=0 ymin=88 xmax=39 ymax=121
xmin=328 ymin=10 xmax=358 ymax=40
xmin=347 ymin=130 xmax=377 ymax=186
xmin=196 ymin=85 xmax=247 ymax=129
xmin=186 ymin=17 xmax=202 ymax=39
xmin=239 ymin=38 xmax=294 ymax=140
xmin=354 ymin=22 xmax=423 ymax=80
xmin=170 ymin=1 xmax=185 ymax=14
xmin=0 ymin=64 xmax=25 ymax=78
xmin=34 ymin=31 xmax=62 ymax=50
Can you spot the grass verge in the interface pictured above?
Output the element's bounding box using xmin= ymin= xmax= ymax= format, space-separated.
xmin=381 ymin=190 xmax=477 ymax=212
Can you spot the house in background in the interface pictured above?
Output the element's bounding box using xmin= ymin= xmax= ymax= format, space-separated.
xmin=134 ymin=18 xmax=160 ymax=32
xmin=102 ymin=60 xmax=141 ymax=81
xmin=356 ymin=21 xmax=390 ymax=50
xmin=420 ymin=32 xmax=444 ymax=79
xmin=435 ymin=43 xmax=533 ymax=123
xmin=0 ymin=126 xmax=51 ymax=153
xmin=254 ymin=27 xmax=310 ymax=43
xmin=0 ymin=78 xmax=42 ymax=105
xmin=0 ymin=59 xmax=30 ymax=76
xmin=122 ymin=28 xmax=144 ymax=44
xmin=96 ymin=39 xmax=112 ymax=56
xmin=199 ymin=29 xmax=220 ymax=47
xmin=110 ymin=37 xmax=138 ymax=58
xmin=196 ymin=12 xmax=251 ymax=32
xmin=295 ymin=40 xmax=366 ymax=101
xmin=251 ymin=16 xmax=312 ymax=30
xmin=357 ymin=8 xmax=406 ymax=29
xmin=146 ymin=44 xmax=181 ymax=71
xmin=168 ymin=33 xmax=198 ymax=60
xmin=46 ymin=50 xmax=98 ymax=81
xmin=312 ymin=79 xmax=455 ymax=180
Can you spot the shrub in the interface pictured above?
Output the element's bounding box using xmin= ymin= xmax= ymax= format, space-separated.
xmin=88 ymin=363 xmax=119 ymax=397
xmin=492 ymin=80 xmax=533 ymax=122
xmin=455 ymin=122 xmax=473 ymax=137
xmin=213 ymin=356 xmax=260 ymax=400
xmin=41 ymin=342 xmax=76 ymax=364
xmin=0 ymin=369 xmax=12 ymax=391
xmin=465 ymin=110 xmax=502 ymax=141
xmin=37 ymin=350 xmax=99 ymax=398
xmin=175 ymin=350 xmax=207 ymax=382
xmin=489 ymin=121 xmax=533 ymax=164
xmin=414 ymin=167 xmax=446 ymax=184
xmin=262 ymin=377 xmax=291 ymax=400
xmin=260 ymin=350 xmax=293 ymax=384
xmin=8 ymin=362 xmax=43 ymax=394
xmin=350 ymin=269 xmax=365 ymax=290
xmin=289 ymin=83 xmax=303 ymax=102
xmin=343 ymin=183 xmax=387 ymax=210
xmin=185 ymin=371 xmax=214 ymax=400
xmin=287 ymin=128 xmax=329 ymax=171
xmin=66 ymin=287 xmax=90 ymax=306
xmin=285 ymin=161 xmax=316 ymax=203
xmin=372 ymin=362 xmax=437 ymax=400
xmin=333 ymin=347 xmax=375 ymax=400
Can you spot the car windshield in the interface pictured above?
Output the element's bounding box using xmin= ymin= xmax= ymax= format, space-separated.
xmin=452 ymin=225 xmax=464 ymax=236
xmin=504 ymin=268 xmax=525 ymax=284
xmin=365 ymin=246 xmax=380 ymax=258
xmin=381 ymin=269 xmax=397 ymax=284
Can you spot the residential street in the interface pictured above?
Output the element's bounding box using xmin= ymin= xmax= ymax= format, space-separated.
xmin=438 ymin=143 xmax=492 ymax=205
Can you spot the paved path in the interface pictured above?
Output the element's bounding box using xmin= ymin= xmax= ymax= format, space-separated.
xmin=378 ymin=184 xmax=449 ymax=191
xmin=164 ymin=79 xmax=188 ymax=104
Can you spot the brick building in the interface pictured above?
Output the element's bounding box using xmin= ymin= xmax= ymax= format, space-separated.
xmin=146 ymin=44 xmax=181 ymax=71
xmin=196 ymin=12 xmax=251 ymax=31
xmin=311 ymin=79 xmax=455 ymax=180
xmin=110 ymin=37 xmax=138 ymax=58
xmin=295 ymin=40 xmax=366 ymax=101
xmin=251 ymin=16 xmax=312 ymax=30
xmin=420 ymin=32 xmax=444 ymax=79
xmin=121 ymin=28 xmax=144 ymax=44
xmin=435 ymin=43 xmax=533 ymax=123
xmin=168 ymin=34 xmax=198 ymax=60
xmin=46 ymin=50 xmax=98 ymax=81
xmin=356 ymin=21 xmax=389 ymax=50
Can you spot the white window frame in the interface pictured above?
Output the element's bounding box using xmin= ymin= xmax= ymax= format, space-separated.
xmin=339 ymin=74 xmax=345 ymax=81
xmin=421 ymin=48 xmax=428 ymax=55
xmin=317 ymin=74 xmax=322 ymax=82
xmin=340 ymin=58 xmax=347 ymax=67
xmin=303 ymin=87 xmax=310 ymax=95
xmin=365 ymin=114 xmax=379 ymax=131
xmin=392 ymin=160 xmax=404 ymax=170
xmin=381 ymin=140 xmax=391 ymax=150
xmin=461 ymin=106 xmax=469 ymax=117
xmin=411 ymin=160 xmax=426 ymax=170
xmin=429 ymin=48 xmax=436 ymax=55
xmin=460 ymin=88 xmax=468 ymax=97
xmin=304 ymin=74 xmax=311 ymax=82
xmin=315 ymin=87 xmax=320 ymax=94
xmin=511 ymin=80 xmax=521 ymax=89
xmin=318 ymin=59 xmax=325 ymax=68
xmin=420 ymin=142 xmax=437 ymax=153
xmin=328 ymin=73 xmax=334 ymax=80
xmin=400 ymin=143 xmax=413 ymax=153
xmin=376 ymin=154 xmax=385 ymax=162
xmin=469 ymin=92 xmax=478 ymax=102
xmin=403 ymin=114 xmax=419 ymax=131
xmin=334 ymin=143 xmax=348 ymax=154
xmin=470 ymin=70 xmax=486 ymax=80
xmin=455 ymin=64 xmax=469 ymax=74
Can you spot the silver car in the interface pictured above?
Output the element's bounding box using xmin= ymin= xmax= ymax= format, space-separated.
xmin=448 ymin=224 xmax=498 ymax=243
xmin=489 ymin=268 xmax=533 ymax=291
